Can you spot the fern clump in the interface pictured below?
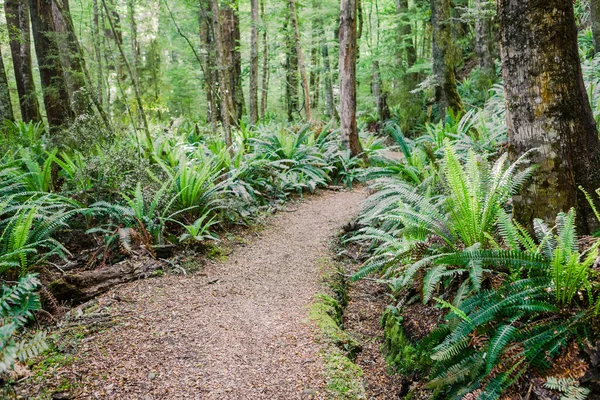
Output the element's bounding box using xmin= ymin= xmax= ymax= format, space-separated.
xmin=0 ymin=274 xmax=47 ymax=374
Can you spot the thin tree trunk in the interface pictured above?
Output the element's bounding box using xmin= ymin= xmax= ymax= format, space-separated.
xmin=372 ymin=60 xmax=388 ymax=126
xmin=199 ymin=0 xmax=218 ymax=129
xmin=396 ymin=0 xmax=416 ymax=87
xmin=0 ymin=46 xmax=14 ymax=122
xmin=260 ymin=0 xmax=268 ymax=120
xmin=475 ymin=0 xmax=494 ymax=76
xmin=322 ymin=40 xmax=337 ymax=120
xmin=284 ymin=15 xmax=298 ymax=122
xmin=499 ymin=0 xmax=600 ymax=233
xmin=29 ymin=0 xmax=73 ymax=132
xmin=210 ymin=0 xmax=233 ymax=155
xmin=310 ymin=0 xmax=321 ymax=111
xmin=127 ymin=0 xmax=140 ymax=84
xmin=5 ymin=0 xmax=40 ymax=122
xmin=289 ymin=0 xmax=311 ymax=121
xmin=591 ymin=0 xmax=600 ymax=54
xmin=431 ymin=0 xmax=462 ymax=120
xmin=249 ymin=0 xmax=259 ymax=125
xmin=339 ymin=0 xmax=362 ymax=156
xmin=92 ymin=0 xmax=105 ymax=107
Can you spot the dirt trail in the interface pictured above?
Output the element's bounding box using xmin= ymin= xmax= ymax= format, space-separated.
xmin=59 ymin=189 xmax=365 ymax=399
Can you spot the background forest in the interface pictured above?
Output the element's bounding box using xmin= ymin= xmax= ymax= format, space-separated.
xmin=3 ymin=0 xmax=600 ymax=398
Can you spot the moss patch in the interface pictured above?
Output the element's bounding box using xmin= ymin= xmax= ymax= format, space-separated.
xmin=310 ymin=286 xmax=365 ymax=399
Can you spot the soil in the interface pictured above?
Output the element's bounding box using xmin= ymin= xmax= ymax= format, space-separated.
xmin=343 ymin=276 xmax=404 ymax=399
xmin=21 ymin=189 xmax=368 ymax=400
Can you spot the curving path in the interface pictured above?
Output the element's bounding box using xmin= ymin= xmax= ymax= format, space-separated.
xmin=60 ymin=189 xmax=365 ymax=399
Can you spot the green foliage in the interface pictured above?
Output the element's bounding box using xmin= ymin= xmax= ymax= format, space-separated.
xmin=0 ymin=274 xmax=47 ymax=374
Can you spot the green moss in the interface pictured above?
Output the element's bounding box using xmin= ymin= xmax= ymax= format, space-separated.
xmin=324 ymin=349 xmax=366 ymax=399
xmin=310 ymin=294 xmax=361 ymax=360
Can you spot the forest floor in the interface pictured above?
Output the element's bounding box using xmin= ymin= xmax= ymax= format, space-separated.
xmin=21 ymin=188 xmax=386 ymax=399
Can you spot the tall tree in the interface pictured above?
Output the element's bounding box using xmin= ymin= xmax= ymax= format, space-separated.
xmin=284 ymin=14 xmax=299 ymax=122
xmin=221 ymin=2 xmax=244 ymax=122
xmin=498 ymin=0 xmax=600 ymax=233
xmin=289 ymin=0 xmax=311 ymax=121
xmin=474 ymin=0 xmax=495 ymax=77
xmin=211 ymin=0 xmax=234 ymax=154
xmin=259 ymin=0 xmax=268 ymax=119
xmin=591 ymin=0 xmax=600 ymax=54
xmin=29 ymin=0 xmax=73 ymax=132
xmin=0 ymin=46 xmax=14 ymax=122
xmin=5 ymin=0 xmax=41 ymax=123
xmin=431 ymin=0 xmax=462 ymax=120
xmin=199 ymin=0 xmax=219 ymax=129
xmin=339 ymin=0 xmax=362 ymax=156
xmin=249 ymin=0 xmax=259 ymax=125
xmin=396 ymin=0 xmax=416 ymax=72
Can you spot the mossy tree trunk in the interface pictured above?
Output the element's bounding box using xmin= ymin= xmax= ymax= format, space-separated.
xmin=499 ymin=0 xmax=600 ymax=233
xmin=474 ymin=0 xmax=495 ymax=77
xmin=5 ymin=0 xmax=41 ymax=123
xmin=431 ymin=0 xmax=462 ymax=121
xmin=284 ymin=12 xmax=299 ymax=123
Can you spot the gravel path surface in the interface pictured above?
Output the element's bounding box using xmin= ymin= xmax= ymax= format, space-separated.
xmin=66 ymin=189 xmax=365 ymax=399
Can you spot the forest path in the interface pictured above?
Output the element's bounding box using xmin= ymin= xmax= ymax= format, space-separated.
xmin=65 ymin=189 xmax=365 ymax=399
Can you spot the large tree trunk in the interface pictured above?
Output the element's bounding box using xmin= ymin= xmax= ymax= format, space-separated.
xmin=260 ymin=0 xmax=268 ymax=120
xmin=221 ymin=3 xmax=244 ymax=123
xmin=339 ymin=0 xmax=362 ymax=156
xmin=591 ymin=0 xmax=600 ymax=54
xmin=51 ymin=0 xmax=94 ymax=115
xmin=475 ymin=0 xmax=495 ymax=76
xmin=29 ymin=0 xmax=73 ymax=132
xmin=5 ymin=0 xmax=41 ymax=123
xmin=288 ymin=0 xmax=311 ymax=121
xmin=0 ymin=46 xmax=14 ymax=122
xmin=249 ymin=0 xmax=259 ymax=125
xmin=211 ymin=0 xmax=233 ymax=155
xmin=499 ymin=0 xmax=600 ymax=234
xmin=431 ymin=0 xmax=462 ymax=120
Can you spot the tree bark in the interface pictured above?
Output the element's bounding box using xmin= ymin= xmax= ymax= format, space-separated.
xmin=221 ymin=3 xmax=244 ymax=123
xmin=372 ymin=60 xmax=388 ymax=127
xmin=499 ymin=0 xmax=600 ymax=234
xmin=339 ymin=0 xmax=362 ymax=156
xmin=431 ymin=0 xmax=462 ymax=120
xmin=127 ymin=0 xmax=140 ymax=84
xmin=29 ymin=0 xmax=73 ymax=132
xmin=284 ymin=14 xmax=299 ymax=122
xmin=0 ymin=46 xmax=14 ymax=122
xmin=199 ymin=0 xmax=219 ymax=129
xmin=260 ymin=0 xmax=268 ymax=120
xmin=288 ymin=0 xmax=311 ymax=121
xmin=249 ymin=0 xmax=259 ymax=125
xmin=591 ymin=0 xmax=600 ymax=54
xmin=396 ymin=0 xmax=416 ymax=69
xmin=5 ymin=0 xmax=41 ymax=123
xmin=210 ymin=0 xmax=233 ymax=155
xmin=322 ymin=39 xmax=337 ymax=120
xmin=91 ymin=0 xmax=105 ymax=107
xmin=475 ymin=0 xmax=494 ymax=76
